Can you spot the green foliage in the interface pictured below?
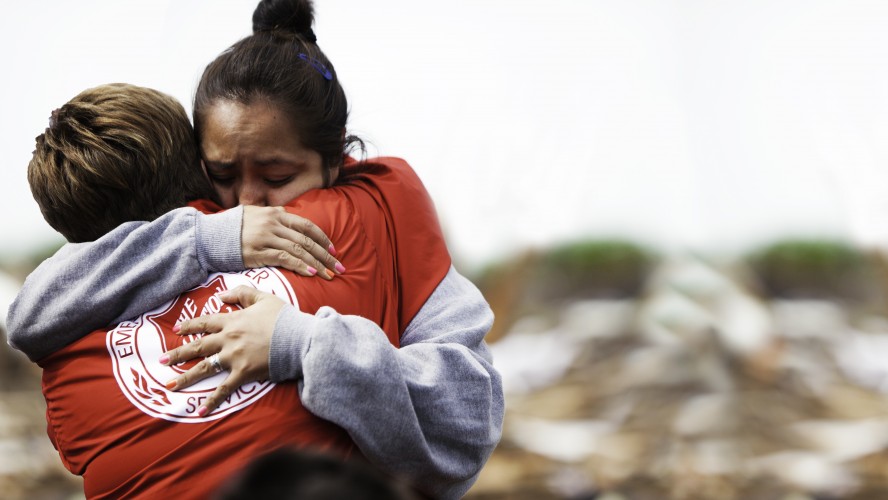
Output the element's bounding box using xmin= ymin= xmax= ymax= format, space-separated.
xmin=474 ymin=239 xmax=655 ymax=305
xmin=536 ymin=240 xmax=654 ymax=300
xmin=746 ymin=239 xmax=876 ymax=300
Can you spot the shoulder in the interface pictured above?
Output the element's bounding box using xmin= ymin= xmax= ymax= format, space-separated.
xmin=282 ymin=184 xmax=387 ymax=265
xmin=346 ymin=156 xmax=424 ymax=185
xmin=341 ymin=157 xmax=436 ymax=212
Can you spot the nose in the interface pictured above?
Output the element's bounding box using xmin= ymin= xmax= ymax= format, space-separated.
xmin=237 ymin=181 xmax=267 ymax=207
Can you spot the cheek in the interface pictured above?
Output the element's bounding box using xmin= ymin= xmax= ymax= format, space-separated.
xmin=267 ymin=185 xmax=305 ymax=207
xmin=213 ymin=185 xmax=238 ymax=209
xmin=268 ymin=173 xmax=327 ymax=206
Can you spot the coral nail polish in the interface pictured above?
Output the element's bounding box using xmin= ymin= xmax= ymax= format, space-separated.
xmin=165 ymin=380 xmax=176 ymax=390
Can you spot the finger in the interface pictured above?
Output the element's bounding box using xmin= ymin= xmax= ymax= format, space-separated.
xmin=272 ymin=227 xmax=340 ymax=277
xmin=276 ymin=209 xmax=333 ymax=253
xmin=160 ymin=334 xmax=221 ymax=366
xmin=265 ymin=245 xmax=332 ymax=281
xmin=175 ymin=313 xmax=227 ymax=337
xmin=196 ymin=375 xmax=242 ymax=417
xmin=275 ymin=211 xmax=344 ymax=275
xmin=165 ymin=354 xmax=225 ymax=391
xmin=216 ymin=285 xmax=268 ymax=307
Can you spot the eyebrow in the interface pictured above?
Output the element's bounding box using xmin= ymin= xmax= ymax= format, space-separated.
xmin=204 ymin=161 xmax=235 ymax=170
xmin=255 ymin=157 xmax=302 ymax=168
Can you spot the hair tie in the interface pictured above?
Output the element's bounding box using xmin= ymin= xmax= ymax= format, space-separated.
xmin=298 ymin=53 xmax=332 ymax=80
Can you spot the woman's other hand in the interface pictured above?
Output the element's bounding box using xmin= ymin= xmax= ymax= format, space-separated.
xmin=242 ymin=206 xmax=345 ymax=280
xmin=159 ymin=285 xmax=285 ymax=417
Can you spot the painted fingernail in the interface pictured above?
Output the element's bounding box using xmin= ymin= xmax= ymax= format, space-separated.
xmin=328 ymin=244 xmax=337 ymax=256
xmin=334 ymin=262 xmax=346 ymax=274
xmin=165 ymin=380 xmax=177 ymax=390
xmin=198 ymin=406 xmax=209 ymax=417
xmin=326 ymin=269 xmax=335 ymax=279
xmin=159 ymin=354 xmax=170 ymax=365
xmin=172 ymin=323 xmax=181 ymax=333
xmin=306 ymin=266 xmax=318 ymax=276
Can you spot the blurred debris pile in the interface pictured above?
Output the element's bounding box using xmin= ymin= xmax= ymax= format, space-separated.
xmin=0 ymin=269 xmax=82 ymax=500
xmin=470 ymin=240 xmax=888 ymax=499
xmin=474 ymin=240 xmax=655 ymax=343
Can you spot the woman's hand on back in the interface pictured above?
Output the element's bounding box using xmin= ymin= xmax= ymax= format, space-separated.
xmin=159 ymin=285 xmax=284 ymax=417
xmin=241 ymin=206 xmax=344 ymax=280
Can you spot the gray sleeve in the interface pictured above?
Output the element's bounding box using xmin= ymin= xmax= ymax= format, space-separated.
xmin=6 ymin=206 xmax=244 ymax=361
xmin=269 ymin=266 xmax=504 ymax=500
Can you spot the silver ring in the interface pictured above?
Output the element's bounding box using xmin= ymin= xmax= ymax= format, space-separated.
xmin=208 ymin=353 xmax=223 ymax=374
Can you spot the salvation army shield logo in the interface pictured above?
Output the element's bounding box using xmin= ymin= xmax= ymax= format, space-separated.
xmin=106 ymin=268 xmax=298 ymax=423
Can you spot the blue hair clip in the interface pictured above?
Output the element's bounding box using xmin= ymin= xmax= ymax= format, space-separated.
xmin=298 ymin=53 xmax=333 ymax=81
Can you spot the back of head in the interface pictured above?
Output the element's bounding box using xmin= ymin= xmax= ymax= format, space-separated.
xmin=194 ymin=0 xmax=361 ymax=181
xmin=215 ymin=448 xmax=417 ymax=500
xmin=29 ymin=83 xmax=215 ymax=242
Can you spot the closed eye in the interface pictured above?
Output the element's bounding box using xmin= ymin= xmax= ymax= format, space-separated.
xmin=207 ymin=173 xmax=235 ymax=186
xmin=264 ymin=176 xmax=294 ymax=187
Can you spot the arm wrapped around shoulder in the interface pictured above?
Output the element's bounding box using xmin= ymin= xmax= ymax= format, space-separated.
xmin=271 ymin=267 xmax=503 ymax=499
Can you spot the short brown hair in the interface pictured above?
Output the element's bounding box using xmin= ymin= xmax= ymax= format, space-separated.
xmin=28 ymin=83 xmax=216 ymax=242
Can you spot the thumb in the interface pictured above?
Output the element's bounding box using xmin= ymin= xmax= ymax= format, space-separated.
xmin=217 ymin=285 xmax=265 ymax=307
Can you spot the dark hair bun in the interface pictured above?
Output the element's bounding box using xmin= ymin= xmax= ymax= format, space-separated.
xmin=252 ymin=0 xmax=316 ymax=40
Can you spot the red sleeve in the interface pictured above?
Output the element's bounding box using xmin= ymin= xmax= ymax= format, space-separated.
xmin=281 ymin=186 xmax=401 ymax=346
xmin=338 ymin=157 xmax=452 ymax=334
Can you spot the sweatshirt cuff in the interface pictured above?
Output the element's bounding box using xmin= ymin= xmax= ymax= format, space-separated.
xmin=268 ymin=305 xmax=318 ymax=382
xmin=195 ymin=206 xmax=244 ymax=272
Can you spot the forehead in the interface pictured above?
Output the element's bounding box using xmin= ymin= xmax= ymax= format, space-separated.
xmin=200 ymin=99 xmax=305 ymax=160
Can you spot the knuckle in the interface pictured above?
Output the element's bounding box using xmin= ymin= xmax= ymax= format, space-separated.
xmin=216 ymin=384 xmax=232 ymax=398
xmin=294 ymin=232 xmax=309 ymax=248
xmin=289 ymin=242 xmax=308 ymax=258
xmin=191 ymin=339 xmax=206 ymax=356
xmin=201 ymin=359 xmax=215 ymax=374
xmin=276 ymin=249 xmax=292 ymax=263
xmin=230 ymin=345 xmax=246 ymax=358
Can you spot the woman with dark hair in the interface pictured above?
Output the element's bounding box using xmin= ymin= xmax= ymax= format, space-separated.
xmin=8 ymin=0 xmax=502 ymax=498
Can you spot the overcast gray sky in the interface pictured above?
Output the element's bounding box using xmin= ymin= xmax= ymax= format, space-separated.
xmin=3 ymin=1 xmax=888 ymax=267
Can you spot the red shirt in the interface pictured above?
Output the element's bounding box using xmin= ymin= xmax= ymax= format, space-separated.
xmin=39 ymin=158 xmax=451 ymax=499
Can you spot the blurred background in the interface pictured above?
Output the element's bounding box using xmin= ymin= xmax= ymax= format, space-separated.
xmin=5 ymin=1 xmax=888 ymax=498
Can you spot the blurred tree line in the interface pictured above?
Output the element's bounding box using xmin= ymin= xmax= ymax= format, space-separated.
xmin=471 ymin=237 xmax=888 ymax=343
